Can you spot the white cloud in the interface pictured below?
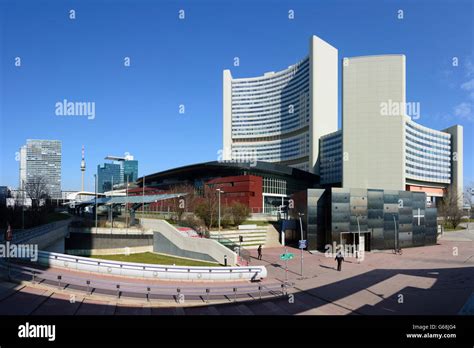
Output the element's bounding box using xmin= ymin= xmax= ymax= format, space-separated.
xmin=461 ymin=78 xmax=474 ymax=91
xmin=465 ymin=58 xmax=474 ymax=77
xmin=453 ymin=102 xmax=472 ymax=120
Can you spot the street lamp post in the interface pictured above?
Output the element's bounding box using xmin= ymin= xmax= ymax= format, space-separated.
xmin=111 ymin=176 xmax=114 ymax=229
xmin=298 ymin=212 xmax=304 ymax=277
xmin=125 ymin=175 xmax=129 ymax=230
xmin=356 ymin=215 xmax=361 ymax=262
xmin=216 ymin=188 xmax=224 ymax=241
xmin=393 ymin=214 xmax=398 ymax=252
xmin=142 ymin=176 xmax=146 ymax=217
xmin=94 ymin=174 xmax=98 ymax=230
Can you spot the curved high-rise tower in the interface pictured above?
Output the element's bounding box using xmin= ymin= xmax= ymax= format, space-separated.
xmin=222 ymin=35 xmax=338 ymax=173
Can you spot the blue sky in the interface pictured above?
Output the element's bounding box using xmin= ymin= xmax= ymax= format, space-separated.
xmin=0 ymin=0 xmax=473 ymax=191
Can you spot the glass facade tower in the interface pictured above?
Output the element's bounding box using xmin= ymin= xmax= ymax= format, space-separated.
xmin=97 ymin=163 xmax=121 ymax=193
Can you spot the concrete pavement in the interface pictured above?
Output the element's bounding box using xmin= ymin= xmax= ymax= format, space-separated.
xmin=0 ymin=238 xmax=472 ymax=315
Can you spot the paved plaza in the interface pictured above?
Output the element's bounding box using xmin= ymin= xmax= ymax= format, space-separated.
xmin=0 ymin=230 xmax=472 ymax=315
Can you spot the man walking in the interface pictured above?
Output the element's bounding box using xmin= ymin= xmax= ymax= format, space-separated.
xmin=335 ymin=250 xmax=344 ymax=271
xmin=5 ymin=222 xmax=12 ymax=242
xmin=257 ymin=245 xmax=262 ymax=260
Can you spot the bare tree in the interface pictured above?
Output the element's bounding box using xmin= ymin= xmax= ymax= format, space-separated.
xmin=167 ymin=184 xmax=197 ymax=222
xmin=194 ymin=184 xmax=219 ymax=230
xmin=23 ymin=176 xmax=50 ymax=209
xmin=439 ymin=187 xmax=464 ymax=230
xmin=464 ymin=182 xmax=473 ymax=207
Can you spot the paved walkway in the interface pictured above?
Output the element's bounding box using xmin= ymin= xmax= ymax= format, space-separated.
xmin=0 ymin=239 xmax=472 ymax=315
xmin=439 ymin=223 xmax=474 ymax=242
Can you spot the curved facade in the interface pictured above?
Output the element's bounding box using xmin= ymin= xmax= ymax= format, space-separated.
xmin=223 ymin=36 xmax=338 ymax=174
xmin=405 ymin=118 xmax=451 ymax=184
xmin=341 ymin=54 xmax=463 ymax=206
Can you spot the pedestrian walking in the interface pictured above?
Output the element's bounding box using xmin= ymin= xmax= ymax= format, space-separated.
xmin=335 ymin=250 xmax=344 ymax=271
xmin=257 ymin=245 xmax=262 ymax=260
xmin=5 ymin=222 xmax=12 ymax=242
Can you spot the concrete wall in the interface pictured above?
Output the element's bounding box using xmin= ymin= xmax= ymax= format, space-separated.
xmin=25 ymin=223 xmax=69 ymax=251
xmin=153 ymin=232 xmax=218 ymax=263
xmin=65 ymin=232 xmax=153 ymax=255
xmin=310 ymin=35 xmax=339 ymax=174
xmin=342 ymin=55 xmax=406 ymax=190
xmin=141 ymin=218 xmax=238 ymax=266
xmin=67 ymin=245 xmax=153 ymax=256
xmin=222 ymin=69 xmax=233 ymax=159
xmin=443 ymin=125 xmax=464 ymax=207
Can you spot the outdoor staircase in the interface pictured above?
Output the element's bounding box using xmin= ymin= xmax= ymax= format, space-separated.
xmin=209 ymin=225 xmax=268 ymax=249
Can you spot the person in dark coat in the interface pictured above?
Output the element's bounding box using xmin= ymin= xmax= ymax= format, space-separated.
xmin=335 ymin=250 xmax=344 ymax=271
xmin=257 ymin=245 xmax=262 ymax=260
xmin=5 ymin=223 xmax=12 ymax=242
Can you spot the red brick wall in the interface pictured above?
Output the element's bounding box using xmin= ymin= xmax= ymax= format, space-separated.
xmin=206 ymin=175 xmax=263 ymax=211
xmin=127 ymin=175 xmax=263 ymax=212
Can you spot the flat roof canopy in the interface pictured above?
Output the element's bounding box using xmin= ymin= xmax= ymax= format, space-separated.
xmin=75 ymin=193 xmax=186 ymax=207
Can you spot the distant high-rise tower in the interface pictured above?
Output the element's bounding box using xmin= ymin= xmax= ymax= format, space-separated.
xmin=80 ymin=145 xmax=86 ymax=191
xmin=19 ymin=139 xmax=62 ymax=199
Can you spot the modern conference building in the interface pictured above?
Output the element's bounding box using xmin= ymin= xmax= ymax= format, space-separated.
xmin=320 ymin=54 xmax=463 ymax=206
xmin=218 ymin=40 xmax=464 ymax=250
xmin=222 ymin=36 xmax=462 ymax=206
xmin=136 ymin=161 xmax=319 ymax=215
xmin=222 ymin=35 xmax=338 ymax=174
xmin=126 ymin=37 xmax=463 ymax=251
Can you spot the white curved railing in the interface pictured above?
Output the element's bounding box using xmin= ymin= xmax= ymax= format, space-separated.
xmin=37 ymin=251 xmax=267 ymax=281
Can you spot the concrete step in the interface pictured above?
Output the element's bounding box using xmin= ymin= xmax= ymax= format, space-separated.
xmin=215 ymin=240 xmax=265 ymax=246
xmin=209 ymin=230 xmax=267 ymax=236
xmin=210 ymin=235 xmax=267 ymax=241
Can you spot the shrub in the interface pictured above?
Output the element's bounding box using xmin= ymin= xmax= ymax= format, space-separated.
xmin=229 ymin=202 xmax=250 ymax=226
xmin=194 ymin=202 xmax=216 ymax=230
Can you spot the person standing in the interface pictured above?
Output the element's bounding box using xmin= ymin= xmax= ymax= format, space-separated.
xmin=335 ymin=250 xmax=344 ymax=271
xmin=5 ymin=223 xmax=12 ymax=242
xmin=257 ymin=245 xmax=262 ymax=260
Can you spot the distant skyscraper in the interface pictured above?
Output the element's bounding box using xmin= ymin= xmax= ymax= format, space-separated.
xmin=103 ymin=153 xmax=138 ymax=185
xmin=19 ymin=139 xmax=62 ymax=199
xmin=123 ymin=159 xmax=138 ymax=183
xmin=97 ymin=163 xmax=121 ymax=193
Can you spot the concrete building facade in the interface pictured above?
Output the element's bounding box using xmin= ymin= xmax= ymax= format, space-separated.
xmin=316 ymin=55 xmax=463 ymax=205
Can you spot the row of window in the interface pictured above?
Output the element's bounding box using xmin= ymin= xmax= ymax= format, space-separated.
xmin=405 ymin=127 xmax=450 ymax=146
xmin=405 ymin=140 xmax=451 ymax=157
xmin=405 ymin=153 xmax=451 ymax=169
xmin=231 ymin=67 xmax=310 ymax=97
xmin=232 ymin=58 xmax=309 ymax=88
xmin=232 ymin=87 xmax=310 ymax=111
xmin=406 ymin=132 xmax=451 ymax=152
xmin=405 ymin=120 xmax=450 ymax=140
xmin=406 ymin=170 xmax=450 ymax=182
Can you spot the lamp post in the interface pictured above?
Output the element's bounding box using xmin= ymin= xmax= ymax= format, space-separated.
xmin=356 ymin=215 xmax=361 ymax=261
xmin=110 ymin=176 xmax=114 ymax=230
xmin=298 ymin=212 xmax=304 ymax=276
xmin=216 ymin=188 xmax=224 ymax=241
xmin=142 ymin=176 xmax=146 ymax=217
xmin=393 ymin=214 xmax=398 ymax=252
xmin=94 ymin=174 xmax=98 ymax=230
xmin=125 ymin=175 xmax=129 ymax=230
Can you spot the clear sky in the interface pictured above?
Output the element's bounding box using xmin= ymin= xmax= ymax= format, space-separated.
xmin=0 ymin=0 xmax=472 ymax=191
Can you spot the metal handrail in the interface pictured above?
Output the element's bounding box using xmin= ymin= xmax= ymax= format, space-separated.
xmin=0 ymin=261 xmax=286 ymax=303
xmin=38 ymin=251 xmax=265 ymax=274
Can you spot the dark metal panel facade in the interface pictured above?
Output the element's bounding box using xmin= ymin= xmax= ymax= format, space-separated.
xmin=305 ymin=187 xmax=437 ymax=250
